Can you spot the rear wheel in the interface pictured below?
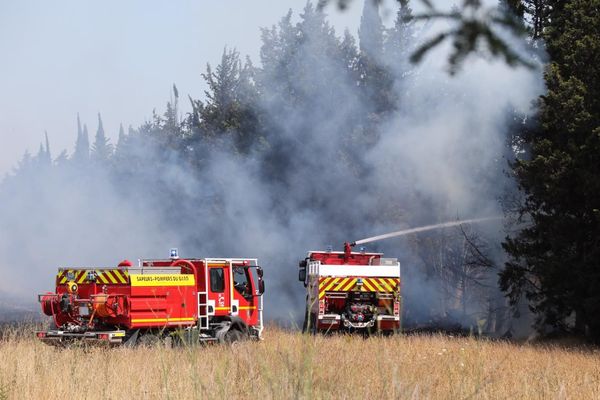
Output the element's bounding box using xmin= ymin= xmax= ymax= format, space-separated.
xmin=309 ymin=313 xmax=318 ymax=335
xmin=138 ymin=333 xmax=161 ymax=347
xmin=302 ymin=306 xmax=309 ymax=333
xmin=224 ymin=328 xmax=243 ymax=344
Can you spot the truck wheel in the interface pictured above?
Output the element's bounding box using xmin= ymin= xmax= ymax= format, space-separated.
xmin=224 ymin=328 xmax=243 ymax=344
xmin=138 ymin=333 xmax=161 ymax=347
xmin=302 ymin=308 xmax=309 ymax=333
xmin=309 ymin=313 xmax=318 ymax=335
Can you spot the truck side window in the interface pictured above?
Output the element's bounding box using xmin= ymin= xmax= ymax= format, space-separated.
xmin=210 ymin=268 xmax=224 ymax=293
xmin=233 ymin=267 xmax=250 ymax=297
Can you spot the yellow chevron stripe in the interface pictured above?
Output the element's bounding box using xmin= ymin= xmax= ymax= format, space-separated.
xmin=334 ymin=277 xmax=350 ymax=291
xmin=60 ymin=270 xmax=74 ymax=284
xmin=324 ymin=277 xmax=341 ymax=291
xmin=377 ymin=278 xmax=393 ymax=292
xmin=342 ymin=278 xmax=357 ymax=291
xmin=368 ymin=278 xmax=384 ymax=291
xmin=114 ymin=270 xmax=127 ymax=284
xmin=318 ymin=277 xmax=329 ymax=299
xmin=362 ymin=279 xmax=376 ymax=292
xmin=56 ymin=269 xmax=133 ymax=285
xmin=98 ymin=272 xmax=109 ymax=284
xmin=77 ymin=272 xmax=87 ymax=284
xmin=104 ymin=270 xmax=118 ymax=284
xmin=319 ymin=277 xmax=331 ymax=289
xmin=317 ymin=277 xmax=400 ymax=297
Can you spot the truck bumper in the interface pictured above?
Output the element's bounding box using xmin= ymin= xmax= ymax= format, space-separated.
xmin=36 ymin=329 xmax=127 ymax=346
xmin=317 ymin=314 xmax=341 ymax=330
xmin=376 ymin=316 xmax=401 ymax=331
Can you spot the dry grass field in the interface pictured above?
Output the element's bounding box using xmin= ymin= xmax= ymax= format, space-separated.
xmin=0 ymin=325 xmax=599 ymax=400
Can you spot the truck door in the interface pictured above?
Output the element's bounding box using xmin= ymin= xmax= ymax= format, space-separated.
xmin=208 ymin=265 xmax=230 ymax=315
xmin=232 ymin=266 xmax=258 ymax=325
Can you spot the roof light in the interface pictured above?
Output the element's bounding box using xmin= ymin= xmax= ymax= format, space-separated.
xmin=170 ymin=248 xmax=179 ymax=259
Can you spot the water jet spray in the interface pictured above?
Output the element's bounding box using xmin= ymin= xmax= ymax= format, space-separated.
xmin=348 ymin=216 xmax=503 ymax=248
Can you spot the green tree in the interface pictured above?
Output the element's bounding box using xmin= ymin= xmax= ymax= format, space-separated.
xmin=73 ymin=113 xmax=90 ymax=164
xmin=188 ymin=48 xmax=261 ymax=155
xmin=340 ymin=29 xmax=359 ymax=75
xmin=322 ymin=0 xmax=534 ymax=73
xmin=356 ymin=0 xmax=395 ymax=115
xmin=91 ymin=113 xmax=113 ymax=163
xmin=358 ymin=0 xmax=383 ymax=60
xmin=384 ymin=0 xmax=415 ymax=76
xmin=501 ymin=0 xmax=600 ymax=341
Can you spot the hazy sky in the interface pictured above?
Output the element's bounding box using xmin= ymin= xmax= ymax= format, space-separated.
xmin=0 ymin=0 xmax=408 ymax=176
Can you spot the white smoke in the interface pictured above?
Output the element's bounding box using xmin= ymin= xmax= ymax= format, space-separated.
xmin=0 ymin=2 xmax=544 ymax=329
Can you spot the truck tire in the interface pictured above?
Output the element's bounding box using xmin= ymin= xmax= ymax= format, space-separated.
xmin=224 ymin=328 xmax=243 ymax=344
xmin=309 ymin=313 xmax=318 ymax=335
xmin=138 ymin=333 xmax=161 ymax=347
xmin=302 ymin=307 xmax=309 ymax=333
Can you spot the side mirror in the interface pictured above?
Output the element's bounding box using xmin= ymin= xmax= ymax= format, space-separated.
xmin=258 ymin=279 xmax=265 ymax=295
xmin=257 ymin=266 xmax=263 ymax=278
xmin=298 ymin=267 xmax=306 ymax=282
xmin=298 ymin=260 xmax=307 ymax=282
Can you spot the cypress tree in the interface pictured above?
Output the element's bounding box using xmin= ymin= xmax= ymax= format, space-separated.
xmin=73 ymin=113 xmax=90 ymax=164
xmin=501 ymin=0 xmax=600 ymax=341
xmin=91 ymin=113 xmax=113 ymax=163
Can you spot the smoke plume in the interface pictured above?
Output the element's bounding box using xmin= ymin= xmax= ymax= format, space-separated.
xmin=0 ymin=1 xmax=544 ymax=331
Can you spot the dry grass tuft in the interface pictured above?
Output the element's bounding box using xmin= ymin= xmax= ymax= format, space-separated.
xmin=0 ymin=325 xmax=599 ymax=399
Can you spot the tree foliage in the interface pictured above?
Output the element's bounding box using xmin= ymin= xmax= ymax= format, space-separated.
xmin=501 ymin=0 xmax=600 ymax=340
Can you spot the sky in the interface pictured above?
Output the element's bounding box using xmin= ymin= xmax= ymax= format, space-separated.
xmin=0 ymin=0 xmax=407 ymax=176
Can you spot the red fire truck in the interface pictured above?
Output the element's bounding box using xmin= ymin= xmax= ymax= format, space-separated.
xmin=299 ymin=243 xmax=401 ymax=334
xmin=36 ymin=250 xmax=264 ymax=345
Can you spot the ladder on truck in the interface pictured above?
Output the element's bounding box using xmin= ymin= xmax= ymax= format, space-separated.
xmin=197 ymin=291 xmax=209 ymax=329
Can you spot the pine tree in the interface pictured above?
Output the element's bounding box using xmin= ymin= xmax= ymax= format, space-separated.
xmin=385 ymin=0 xmax=415 ymax=77
xmin=38 ymin=131 xmax=52 ymax=166
xmin=501 ymin=0 xmax=600 ymax=341
xmin=340 ymin=29 xmax=359 ymax=74
xmin=73 ymin=113 xmax=90 ymax=164
xmin=36 ymin=143 xmax=47 ymax=167
xmin=112 ymin=123 xmax=132 ymax=166
xmin=189 ymin=48 xmax=261 ymax=154
xmin=54 ymin=150 xmax=69 ymax=167
xmin=14 ymin=150 xmax=33 ymax=176
xmin=357 ymin=0 xmax=395 ymax=117
xmin=117 ymin=123 xmax=126 ymax=146
xmin=358 ymin=0 xmax=383 ymax=61
xmin=82 ymin=124 xmax=90 ymax=157
xmin=91 ymin=113 xmax=113 ymax=163
xmin=44 ymin=131 xmax=51 ymax=163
